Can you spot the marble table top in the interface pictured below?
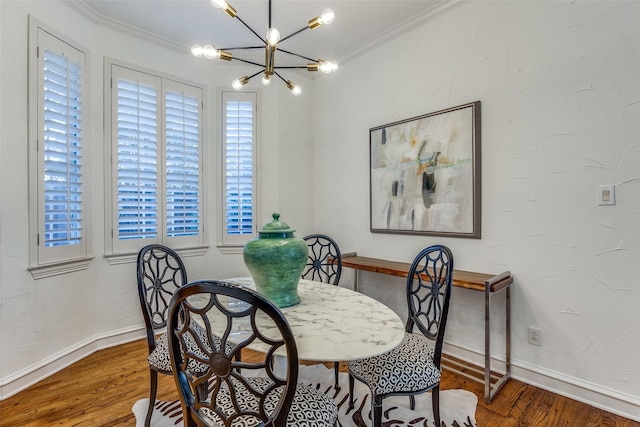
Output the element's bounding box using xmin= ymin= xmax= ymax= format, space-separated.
xmin=220 ymin=277 xmax=405 ymax=363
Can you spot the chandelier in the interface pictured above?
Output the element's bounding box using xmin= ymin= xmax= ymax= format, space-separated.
xmin=191 ymin=0 xmax=338 ymax=96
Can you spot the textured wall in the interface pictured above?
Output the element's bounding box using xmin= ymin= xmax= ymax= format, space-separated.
xmin=1 ymin=0 xmax=638 ymax=418
xmin=312 ymin=0 xmax=639 ymax=418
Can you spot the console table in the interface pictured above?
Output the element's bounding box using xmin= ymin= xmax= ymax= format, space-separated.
xmin=341 ymin=254 xmax=512 ymax=403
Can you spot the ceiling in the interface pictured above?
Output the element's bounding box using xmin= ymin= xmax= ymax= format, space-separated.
xmin=74 ymin=0 xmax=457 ymax=66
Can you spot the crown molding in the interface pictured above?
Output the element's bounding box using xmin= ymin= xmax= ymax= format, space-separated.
xmin=337 ymin=0 xmax=469 ymax=65
xmin=64 ymin=0 xmax=190 ymax=55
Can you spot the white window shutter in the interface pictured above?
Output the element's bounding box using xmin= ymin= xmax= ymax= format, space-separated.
xmin=116 ymin=77 xmax=159 ymax=242
xmin=222 ymin=91 xmax=256 ymax=245
xmin=42 ymin=48 xmax=83 ymax=248
xmin=165 ymin=88 xmax=201 ymax=238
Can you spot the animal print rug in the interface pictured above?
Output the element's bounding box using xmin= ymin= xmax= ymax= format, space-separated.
xmin=133 ymin=363 xmax=478 ymax=426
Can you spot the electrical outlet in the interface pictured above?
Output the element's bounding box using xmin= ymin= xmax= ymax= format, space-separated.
xmin=528 ymin=327 xmax=542 ymax=346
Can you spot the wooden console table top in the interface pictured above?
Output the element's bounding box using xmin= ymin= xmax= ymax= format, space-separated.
xmin=341 ymin=255 xmax=512 ymax=293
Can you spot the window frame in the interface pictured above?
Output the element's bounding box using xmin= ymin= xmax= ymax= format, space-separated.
xmin=104 ymin=59 xmax=206 ymax=262
xmin=27 ymin=18 xmax=93 ymax=278
xmin=218 ymin=89 xmax=260 ymax=251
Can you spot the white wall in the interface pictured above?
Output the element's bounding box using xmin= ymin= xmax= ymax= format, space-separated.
xmin=312 ymin=0 xmax=639 ymax=420
xmin=0 ymin=0 xmax=313 ymax=398
xmin=1 ymin=0 xmax=638 ymax=420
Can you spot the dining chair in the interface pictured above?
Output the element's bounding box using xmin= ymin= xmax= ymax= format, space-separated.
xmin=347 ymin=244 xmax=454 ymax=427
xmin=301 ymin=233 xmax=343 ymax=390
xmin=136 ymin=244 xmax=204 ymax=427
xmin=167 ymin=280 xmax=339 ymax=427
xmin=302 ymin=233 xmax=342 ymax=285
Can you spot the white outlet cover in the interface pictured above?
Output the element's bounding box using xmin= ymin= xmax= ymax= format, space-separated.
xmin=597 ymin=185 xmax=615 ymax=206
xmin=528 ymin=327 xmax=542 ymax=346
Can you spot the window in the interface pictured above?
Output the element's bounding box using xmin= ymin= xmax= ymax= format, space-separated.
xmin=220 ymin=91 xmax=258 ymax=247
xmin=28 ymin=20 xmax=92 ymax=277
xmin=106 ymin=63 xmax=204 ymax=256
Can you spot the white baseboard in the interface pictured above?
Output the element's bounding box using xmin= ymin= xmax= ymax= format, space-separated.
xmin=0 ymin=326 xmax=145 ymax=401
xmin=443 ymin=341 xmax=640 ymax=422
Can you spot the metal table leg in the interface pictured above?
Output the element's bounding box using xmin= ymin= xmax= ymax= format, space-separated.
xmin=484 ymin=276 xmax=512 ymax=403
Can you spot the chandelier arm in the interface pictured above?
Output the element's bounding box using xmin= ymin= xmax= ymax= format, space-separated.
xmin=274 ymin=66 xmax=311 ymax=69
xmin=231 ymin=57 xmax=267 ymax=67
xmin=275 ymin=48 xmax=317 ymax=63
xmin=235 ymin=15 xmax=267 ymax=44
xmin=247 ymin=70 xmax=264 ymax=80
xmin=272 ymin=71 xmax=288 ymax=84
xmin=278 ymin=26 xmax=310 ymax=44
xmin=219 ymin=46 xmax=264 ymax=51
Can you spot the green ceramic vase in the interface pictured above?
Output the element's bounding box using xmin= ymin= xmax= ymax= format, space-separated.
xmin=243 ymin=213 xmax=308 ymax=308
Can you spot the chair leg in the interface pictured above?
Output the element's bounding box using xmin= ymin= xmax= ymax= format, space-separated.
xmin=184 ymin=410 xmax=198 ymax=427
xmin=372 ymin=395 xmax=383 ymax=427
xmin=333 ymin=362 xmax=341 ymax=391
xmin=432 ymin=386 xmax=441 ymax=427
xmin=348 ymin=373 xmax=355 ymax=410
xmin=409 ymin=395 xmax=416 ymax=410
xmin=145 ymin=369 xmax=158 ymax=427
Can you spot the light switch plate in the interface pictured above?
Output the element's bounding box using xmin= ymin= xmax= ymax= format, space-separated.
xmin=597 ymin=185 xmax=615 ymax=206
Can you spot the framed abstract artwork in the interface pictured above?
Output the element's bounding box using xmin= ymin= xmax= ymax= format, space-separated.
xmin=369 ymin=101 xmax=481 ymax=238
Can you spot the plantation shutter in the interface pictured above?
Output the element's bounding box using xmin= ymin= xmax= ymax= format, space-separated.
xmin=115 ymin=73 xmax=159 ymax=241
xmin=165 ymin=85 xmax=201 ymax=237
xmin=42 ymin=48 xmax=83 ymax=248
xmin=223 ymin=93 xmax=255 ymax=237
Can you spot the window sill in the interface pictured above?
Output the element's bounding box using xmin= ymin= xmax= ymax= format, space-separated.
xmin=217 ymin=244 xmax=245 ymax=255
xmin=29 ymin=257 xmax=95 ymax=279
xmin=105 ymin=246 xmax=209 ymax=265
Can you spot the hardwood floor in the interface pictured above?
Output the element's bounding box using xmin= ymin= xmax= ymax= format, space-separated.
xmin=0 ymin=339 xmax=637 ymax=426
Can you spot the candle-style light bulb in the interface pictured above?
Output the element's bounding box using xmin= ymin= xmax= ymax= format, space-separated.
xmin=319 ymin=9 xmax=335 ymax=25
xmin=319 ymin=60 xmax=338 ymax=73
xmin=286 ymin=80 xmax=302 ymax=95
xmin=210 ymin=0 xmax=227 ymax=8
xmin=202 ymin=45 xmax=218 ymax=59
xmin=191 ymin=45 xmax=204 ymax=57
xmin=266 ymin=28 xmax=280 ymax=46
xmin=232 ymin=76 xmax=249 ymax=90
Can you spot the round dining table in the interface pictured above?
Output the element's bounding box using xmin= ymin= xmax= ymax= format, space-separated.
xmin=221 ymin=277 xmax=405 ymax=365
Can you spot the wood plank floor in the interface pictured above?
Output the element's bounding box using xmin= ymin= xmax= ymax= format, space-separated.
xmin=0 ymin=339 xmax=637 ymax=426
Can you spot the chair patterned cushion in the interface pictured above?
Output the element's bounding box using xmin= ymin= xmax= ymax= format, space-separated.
xmin=148 ymin=322 xmax=218 ymax=373
xmin=199 ymin=377 xmax=338 ymax=426
xmin=348 ymin=332 xmax=441 ymax=396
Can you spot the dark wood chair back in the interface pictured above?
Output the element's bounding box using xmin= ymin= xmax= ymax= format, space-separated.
xmin=137 ymin=244 xmax=188 ymax=354
xmin=405 ymin=244 xmax=454 ymax=369
xmin=167 ymin=280 xmax=299 ymax=426
xmin=302 ymin=234 xmax=342 ymax=285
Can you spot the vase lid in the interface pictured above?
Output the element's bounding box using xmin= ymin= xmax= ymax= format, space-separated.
xmin=258 ymin=213 xmax=296 ymax=235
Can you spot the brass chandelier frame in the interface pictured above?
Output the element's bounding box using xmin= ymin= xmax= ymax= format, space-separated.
xmin=191 ymin=0 xmax=338 ymax=95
